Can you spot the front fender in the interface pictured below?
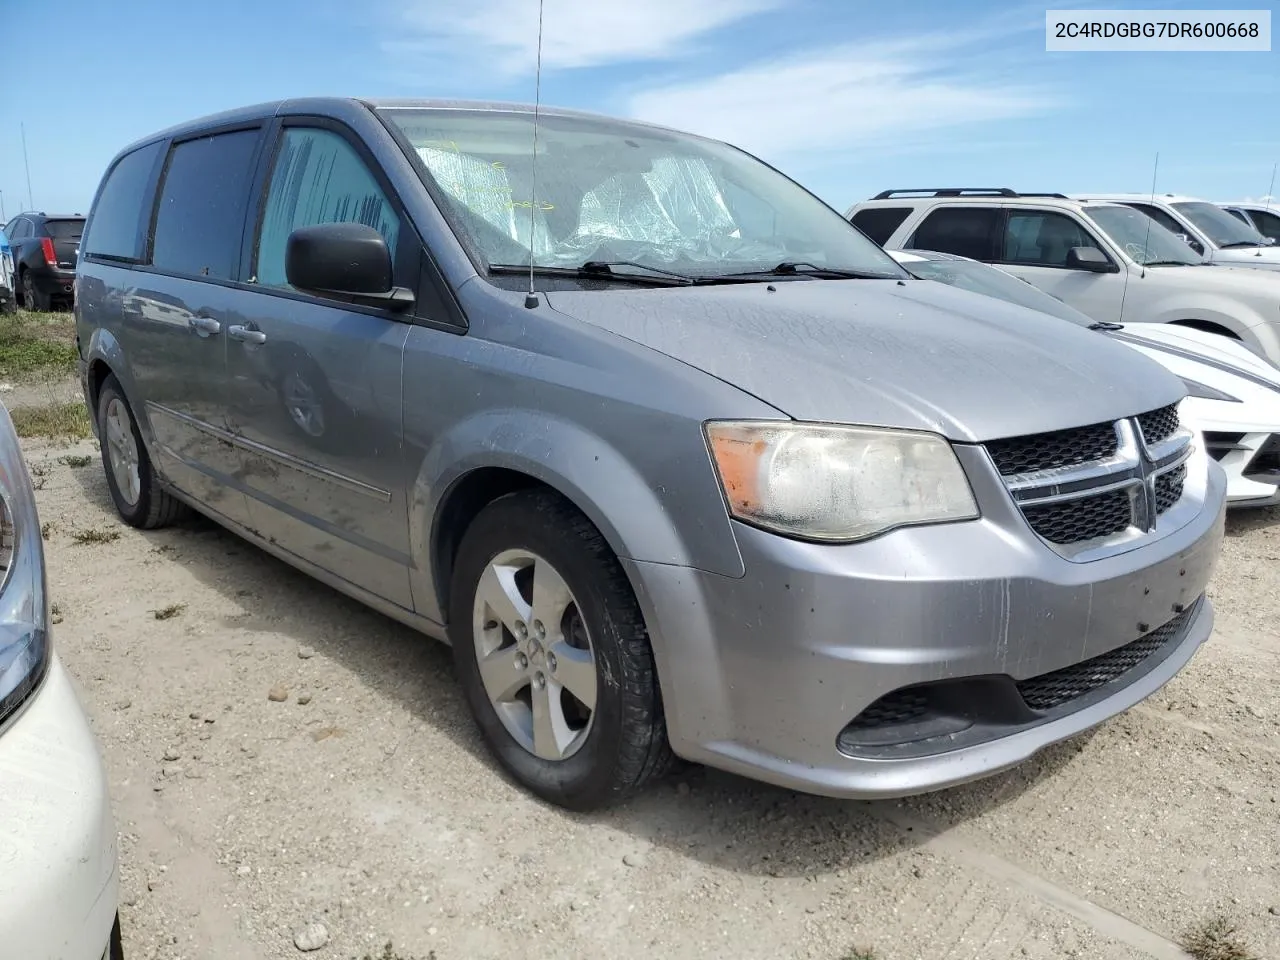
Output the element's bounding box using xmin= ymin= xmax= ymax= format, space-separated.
xmin=406 ymin=408 xmax=745 ymax=625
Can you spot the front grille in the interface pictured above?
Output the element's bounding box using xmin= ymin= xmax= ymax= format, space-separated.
xmin=1137 ymin=403 xmax=1179 ymax=445
xmin=1154 ymin=464 xmax=1186 ymax=514
xmin=986 ymin=420 xmax=1118 ymax=477
xmin=987 ymin=405 xmax=1193 ymax=556
xmin=1023 ymin=488 xmax=1132 ymax=545
xmin=1017 ymin=603 xmax=1195 ymax=711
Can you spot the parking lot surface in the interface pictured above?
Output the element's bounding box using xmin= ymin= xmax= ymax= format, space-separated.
xmin=27 ymin=435 xmax=1280 ymax=960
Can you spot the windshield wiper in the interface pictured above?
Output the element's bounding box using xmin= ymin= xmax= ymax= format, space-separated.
xmin=488 ymin=262 xmax=695 ymax=286
xmin=1141 ymin=259 xmax=1193 ymax=266
xmin=1218 ymin=241 xmax=1267 ymax=249
xmin=716 ymin=261 xmax=901 ymax=281
xmin=1089 ymin=321 xmax=1124 ymax=331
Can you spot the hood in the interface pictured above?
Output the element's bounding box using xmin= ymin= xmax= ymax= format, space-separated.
xmin=1108 ymin=323 xmax=1280 ymax=391
xmin=1141 ymin=261 xmax=1280 ymax=295
xmin=1207 ymin=246 xmax=1280 ymax=270
xmin=544 ymin=278 xmax=1184 ymax=443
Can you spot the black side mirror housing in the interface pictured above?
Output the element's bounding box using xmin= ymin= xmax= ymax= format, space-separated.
xmin=284 ymin=222 xmax=415 ymax=311
xmin=1065 ymin=245 xmax=1119 ymax=273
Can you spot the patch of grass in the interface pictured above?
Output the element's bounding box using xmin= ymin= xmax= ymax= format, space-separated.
xmin=71 ymin=526 xmax=120 ymax=546
xmin=11 ymin=402 xmax=91 ymax=440
xmin=153 ymin=603 xmax=186 ymax=621
xmin=839 ymin=950 xmax=879 ymax=960
xmin=1180 ymin=915 xmax=1259 ymax=960
xmin=0 ymin=310 xmax=78 ymax=379
xmin=40 ymin=521 xmax=55 ymax=539
xmin=50 ymin=602 xmax=64 ymax=625
xmin=60 ymin=454 xmax=92 ymax=468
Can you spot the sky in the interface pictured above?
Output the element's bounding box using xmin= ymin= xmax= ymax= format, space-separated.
xmin=1 ymin=0 xmax=1277 ymax=220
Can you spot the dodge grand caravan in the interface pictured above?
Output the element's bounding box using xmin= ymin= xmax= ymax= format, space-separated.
xmin=75 ymin=98 xmax=1227 ymax=810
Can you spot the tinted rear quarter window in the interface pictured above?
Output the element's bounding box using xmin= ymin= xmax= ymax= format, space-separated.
xmin=151 ymin=128 xmax=260 ymax=280
xmin=850 ymin=207 xmax=913 ymax=245
xmin=909 ymin=207 xmax=1001 ymax=260
xmin=84 ymin=141 xmax=164 ymax=261
xmin=44 ymin=219 xmax=84 ymax=239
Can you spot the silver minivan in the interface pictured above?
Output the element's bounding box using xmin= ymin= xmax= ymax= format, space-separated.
xmin=76 ymin=98 xmax=1226 ymax=810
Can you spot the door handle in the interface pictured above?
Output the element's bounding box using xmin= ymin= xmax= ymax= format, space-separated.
xmin=188 ymin=316 xmax=221 ymax=336
xmin=228 ymin=325 xmax=267 ymax=345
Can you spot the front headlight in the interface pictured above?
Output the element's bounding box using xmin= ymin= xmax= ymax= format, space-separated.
xmin=0 ymin=404 xmax=50 ymax=728
xmin=705 ymin=420 xmax=979 ymax=542
xmin=1179 ymin=377 xmax=1241 ymax=403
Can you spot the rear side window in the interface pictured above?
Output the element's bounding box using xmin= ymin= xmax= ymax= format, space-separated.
xmin=84 ymin=141 xmax=163 ymax=261
xmin=255 ymin=126 xmax=401 ymax=290
xmin=850 ymin=207 xmax=912 ymax=246
xmin=909 ymin=207 xmax=1001 ymax=260
xmin=151 ymin=129 xmax=260 ymax=280
xmin=44 ymin=219 xmax=84 ymax=240
xmin=1226 ymin=208 xmax=1252 ymax=224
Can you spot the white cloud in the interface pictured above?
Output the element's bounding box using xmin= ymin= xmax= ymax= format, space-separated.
xmin=391 ymin=0 xmax=782 ymax=76
xmin=627 ymin=35 xmax=1058 ymax=164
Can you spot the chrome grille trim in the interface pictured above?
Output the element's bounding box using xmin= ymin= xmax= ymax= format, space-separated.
xmin=988 ymin=410 xmax=1197 ymax=560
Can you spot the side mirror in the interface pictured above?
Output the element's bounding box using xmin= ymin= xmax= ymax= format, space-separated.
xmin=285 ymin=222 xmax=415 ymax=311
xmin=1065 ymin=246 xmax=1118 ymax=273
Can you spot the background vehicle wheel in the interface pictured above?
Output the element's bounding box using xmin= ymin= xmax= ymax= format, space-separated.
xmin=21 ymin=272 xmax=50 ymax=311
xmin=449 ymin=489 xmax=674 ymax=810
xmin=96 ymin=374 xmax=188 ymax=529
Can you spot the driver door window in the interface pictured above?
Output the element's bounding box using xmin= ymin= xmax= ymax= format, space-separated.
xmin=255 ymin=127 xmax=401 ymax=289
xmin=1002 ymin=211 xmax=1103 ymax=268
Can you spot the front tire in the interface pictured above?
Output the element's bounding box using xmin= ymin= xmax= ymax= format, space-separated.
xmin=96 ymin=374 xmax=188 ymax=529
xmin=449 ymin=489 xmax=673 ymax=810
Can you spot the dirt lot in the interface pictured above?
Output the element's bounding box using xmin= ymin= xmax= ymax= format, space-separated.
xmin=11 ymin=346 xmax=1280 ymax=959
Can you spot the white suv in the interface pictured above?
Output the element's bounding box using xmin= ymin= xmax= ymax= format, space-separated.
xmin=1072 ymin=193 xmax=1280 ymax=271
xmin=1220 ymin=202 xmax=1280 ymax=243
xmin=847 ymin=189 xmax=1280 ymax=363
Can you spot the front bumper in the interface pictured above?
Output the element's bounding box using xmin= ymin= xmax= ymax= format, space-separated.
xmin=628 ymin=459 xmax=1226 ymax=800
xmin=0 ymin=656 xmax=118 ymax=959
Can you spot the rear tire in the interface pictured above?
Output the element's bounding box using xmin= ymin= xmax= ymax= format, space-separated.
xmin=21 ymin=271 xmax=50 ymax=311
xmin=449 ymin=489 xmax=674 ymax=810
xmin=96 ymin=374 xmax=188 ymax=529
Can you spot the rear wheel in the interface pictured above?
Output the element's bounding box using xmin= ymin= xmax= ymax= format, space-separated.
xmin=449 ymin=489 xmax=673 ymax=810
xmin=96 ymin=374 xmax=188 ymax=529
xmin=21 ymin=271 xmax=50 ymax=311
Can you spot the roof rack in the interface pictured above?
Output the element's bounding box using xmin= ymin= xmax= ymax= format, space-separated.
xmin=870 ymin=188 xmax=1069 ymax=200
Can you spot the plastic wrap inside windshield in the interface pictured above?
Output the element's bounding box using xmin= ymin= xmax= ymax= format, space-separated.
xmin=416 ymin=145 xmax=553 ymax=257
xmin=417 ymin=142 xmax=785 ymax=268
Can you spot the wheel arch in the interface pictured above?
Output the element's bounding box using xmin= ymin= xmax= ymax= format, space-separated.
xmin=410 ymin=410 xmax=742 ymax=627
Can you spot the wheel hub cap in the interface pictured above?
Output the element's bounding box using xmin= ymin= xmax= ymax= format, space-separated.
xmin=472 ymin=550 xmax=598 ymax=762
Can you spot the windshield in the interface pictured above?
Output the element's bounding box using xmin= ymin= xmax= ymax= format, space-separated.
xmin=1086 ymin=205 xmax=1202 ymax=265
xmin=901 ymin=255 xmax=1089 ymax=325
xmin=44 ymin=219 xmax=84 ymax=240
xmin=380 ymin=108 xmax=905 ymax=280
xmin=1171 ymin=201 xmax=1267 ymax=248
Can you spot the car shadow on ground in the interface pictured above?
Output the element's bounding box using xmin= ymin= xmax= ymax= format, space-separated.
xmin=1224 ymin=504 xmax=1280 ymax=538
xmin=73 ymin=467 xmax=1094 ymax=879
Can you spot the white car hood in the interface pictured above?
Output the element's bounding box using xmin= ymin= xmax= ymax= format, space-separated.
xmin=1107 ymin=323 xmax=1280 ymax=431
xmin=1207 ymin=245 xmax=1280 ymax=270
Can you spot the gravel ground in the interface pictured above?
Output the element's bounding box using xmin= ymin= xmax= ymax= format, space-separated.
xmin=23 ymin=433 xmax=1280 ymax=960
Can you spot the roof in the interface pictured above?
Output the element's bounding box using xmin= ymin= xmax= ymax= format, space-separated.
xmin=851 ymin=194 xmax=1133 ymax=212
xmin=1070 ymin=193 xmax=1206 ymax=205
xmin=107 ymin=96 xmax=699 ymax=168
xmin=1218 ymin=201 xmax=1280 ymax=211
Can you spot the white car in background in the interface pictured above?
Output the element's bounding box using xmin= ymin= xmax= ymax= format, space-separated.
xmin=1220 ymin=202 xmax=1280 ymax=243
xmin=847 ymin=189 xmax=1280 ymax=363
xmin=891 ymin=248 xmax=1280 ymax=506
xmin=0 ymin=402 xmax=121 ymax=958
xmin=1073 ymin=193 xmax=1280 ymax=271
